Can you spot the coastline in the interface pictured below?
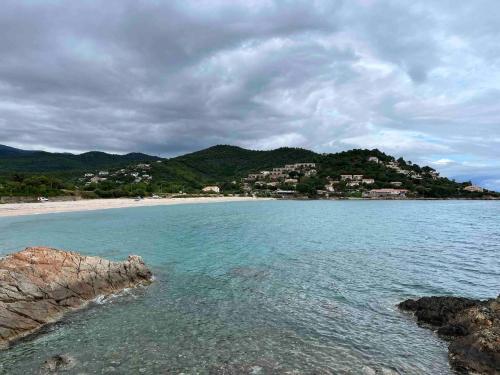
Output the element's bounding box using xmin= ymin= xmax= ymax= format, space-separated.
xmin=0 ymin=196 xmax=272 ymax=218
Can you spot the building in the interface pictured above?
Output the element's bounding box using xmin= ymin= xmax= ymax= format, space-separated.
xmin=347 ymin=181 xmax=360 ymax=187
xmin=340 ymin=175 xmax=353 ymax=181
xmin=293 ymin=163 xmax=316 ymax=169
xmin=136 ymin=163 xmax=150 ymax=169
xmin=368 ymin=156 xmax=379 ymax=163
xmin=202 ymin=186 xmax=220 ymax=193
xmin=362 ymin=178 xmax=375 ymax=184
xmin=284 ymin=178 xmax=298 ymax=185
xmin=84 ymin=173 xmax=94 ymax=177
xmin=90 ymin=176 xmax=106 ymax=183
xmin=274 ymin=189 xmax=295 ymax=197
xmin=325 ymin=184 xmax=335 ymax=192
xmin=352 ymin=175 xmax=363 ymax=181
xmin=98 ymin=171 xmax=109 ymax=176
xmin=463 ymin=185 xmax=484 ymax=193
xmin=304 ymin=169 xmax=317 ymax=177
xmin=365 ymin=189 xmax=408 ymax=198
xmin=390 ymin=181 xmax=403 ymax=187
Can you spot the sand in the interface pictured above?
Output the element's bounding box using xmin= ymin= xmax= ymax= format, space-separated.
xmin=0 ymin=196 xmax=271 ymax=217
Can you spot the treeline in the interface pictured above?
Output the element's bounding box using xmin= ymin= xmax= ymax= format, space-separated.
xmin=0 ymin=174 xmax=73 ymax=197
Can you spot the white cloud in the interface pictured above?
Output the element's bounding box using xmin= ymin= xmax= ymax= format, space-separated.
xmin=0 ymin=0 xmax=499 ymax=189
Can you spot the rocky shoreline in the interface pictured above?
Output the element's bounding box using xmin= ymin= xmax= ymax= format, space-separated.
xmin=0 ymin=247 xmax=152 ymax=348
xmin=399 ymin=295 xmax=499 ymax=374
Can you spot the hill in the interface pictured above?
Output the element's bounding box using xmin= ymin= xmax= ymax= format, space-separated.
xmin=0 ymin=144 xmax=497 ymax=200
xmin=171 ymin=145 xmax=319 ymax=180
xmin=0 ymin=145 xmax=161 ymax=175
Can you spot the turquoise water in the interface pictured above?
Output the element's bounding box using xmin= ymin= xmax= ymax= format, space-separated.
xmin=0 ymin=200 xmax=499 ymax=374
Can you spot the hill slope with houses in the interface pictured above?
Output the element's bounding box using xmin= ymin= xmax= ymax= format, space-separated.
xmin=0 ymin=144 xmax=496 ymax=200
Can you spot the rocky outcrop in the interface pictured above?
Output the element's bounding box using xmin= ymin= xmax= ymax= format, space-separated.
xmin=0 ymin=247 xmax=152 ymax=348
xmin=399 ymin=295 xmax=499 ymax=374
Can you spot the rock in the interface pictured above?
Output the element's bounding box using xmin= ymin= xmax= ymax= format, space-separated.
xmin=0 ymin=247 xmax=152 ymax=348
xmin=399 ymin=295 xmax=499 ymax=374
xmin=41 ymin=354 xmax=76 ymax=373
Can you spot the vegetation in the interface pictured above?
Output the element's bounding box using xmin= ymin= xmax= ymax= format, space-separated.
xmin=0 ymin=144 xmax=497 ymax=200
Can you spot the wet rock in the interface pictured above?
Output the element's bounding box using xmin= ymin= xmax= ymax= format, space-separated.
xmin=41 ymin=354 xmax=75 ymax=373
xmin=0 ymin=247 xmax=152 ymax=348
xmin=399 ymin=295 xmax=499 ymax=374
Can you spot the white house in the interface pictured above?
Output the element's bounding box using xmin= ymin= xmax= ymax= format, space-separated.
xmin=202 ymin=186 xmax=220 ymax=193
xmin=362 ymin=178 xmax=375 ymax=184
xmin=463 ymin=185 xmax=483 ymax=193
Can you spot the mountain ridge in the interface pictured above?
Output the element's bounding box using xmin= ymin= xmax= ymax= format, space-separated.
xmin=0 ymin=143 xmax=496 ymax=199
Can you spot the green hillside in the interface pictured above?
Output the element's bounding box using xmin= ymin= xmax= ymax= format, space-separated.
xmin=171 ymin=145 xmax=319 ymax=180
xmin=0 ymin=144 xmax=497 ymax=199
xmin=0 ymin=147 xmax=161 ymax=176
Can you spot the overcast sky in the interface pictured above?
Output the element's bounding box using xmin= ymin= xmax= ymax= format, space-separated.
xmin=0 ymin=1 xmax=499 ymax=189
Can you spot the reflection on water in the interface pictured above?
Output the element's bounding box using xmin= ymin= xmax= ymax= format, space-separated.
xmin=0 ymin=200 xmax=499 ymax=374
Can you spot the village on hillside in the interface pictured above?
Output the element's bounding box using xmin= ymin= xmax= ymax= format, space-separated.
xmin=77 ymin=154 xmax=486 ymax=200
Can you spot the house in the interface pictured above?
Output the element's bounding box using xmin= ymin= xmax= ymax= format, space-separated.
xmin=284 ymin=178 xmax=298 ymax=185
xmin=362 ymin=178 xmax=375 ymax=184
xmin=274 ymin=189 xmax=295 ymax=197
xmin=463 ymin=185 xmax=484 ymax=193
xmin=136 ymin=163 xmax=150 ymax=169
xmin=84 ymin=173 xmax=94 ymax=177
xmin=368 ymin=156 xmax=379 ymax=163
xmin=90 ymin=176 xmax=108 ymax=183
xmin=98 ymin=171 xmax=109 ymax=176
xmin=352 ymin=175 xmax=363 ymax=181
xmin=325 ymin=184 xmax=335 ymax=192
xmin=267 ymin=182 xmax=279 ymax=187
xmin=293 ymin=163 xmax=316 ymax=169
xmin=365 ymin=189 xmax=408 ymax=198
xmin=304 ymin=169 xmax=317 ymax=177
xmin=340 ymin=175 xmax=353 ymax=181
xmin=246 ymin=174 xmax=260 ymax=181
xmin=273 ymin=167 xmax=289 ymax=173
xmin=347 ymin=181 xmax=360 ymax=187
xmin=390 ymin=181 xmax=403 ymax=187
xmin=202 ymin=186 xmax=220 ymax=193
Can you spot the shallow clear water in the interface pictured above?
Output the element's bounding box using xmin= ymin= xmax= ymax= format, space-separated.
xmin=0 ymin=200 xmax=499 ymax=374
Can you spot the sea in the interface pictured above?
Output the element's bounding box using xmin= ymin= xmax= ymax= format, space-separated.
xmin=0 ymin=200 xmax=498 ymax=374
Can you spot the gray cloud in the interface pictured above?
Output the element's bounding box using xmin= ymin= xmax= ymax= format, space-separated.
xmin=0 ymin=0 xmax=499 ymax=189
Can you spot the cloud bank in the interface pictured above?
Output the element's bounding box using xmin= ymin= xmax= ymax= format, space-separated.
xmin=0 ymin=0 xmax=499 ymax=189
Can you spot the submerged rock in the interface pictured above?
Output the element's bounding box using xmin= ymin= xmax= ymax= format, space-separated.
xmin=41 ymin=354 xmax=76 ymax=373
xmin=0 ymin=246 xmax=152 ymax=348
xmin=399 ymin=295 xmax=499 ymax=374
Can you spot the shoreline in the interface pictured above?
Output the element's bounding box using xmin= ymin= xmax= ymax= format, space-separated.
xmin=0 ymin=197 xmax=272 ymax=218
xmin=1 ymin=196 xmax=498 ymax=218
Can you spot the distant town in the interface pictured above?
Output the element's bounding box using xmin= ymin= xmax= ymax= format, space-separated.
xmin=76 ymin=154 xmax=487 ymax=200
xmin=1 ymin=144 xmax=496 ymax=202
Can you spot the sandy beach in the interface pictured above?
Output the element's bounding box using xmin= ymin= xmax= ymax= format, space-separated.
xmin=0 ymin=196 xmax=271 ymax=217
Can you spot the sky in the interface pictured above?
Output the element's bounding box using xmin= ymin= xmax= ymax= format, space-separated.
xmin=0 ymin=1 xmax=499 ymax=189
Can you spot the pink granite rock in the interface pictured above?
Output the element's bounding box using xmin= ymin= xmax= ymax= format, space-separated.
xmin=0 ymin=247 xmax=152 ymax=348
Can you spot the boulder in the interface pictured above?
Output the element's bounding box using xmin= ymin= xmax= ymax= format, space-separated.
xmin=0 ymin=247 xmax=152 ymax=348
xmin=399 ymin=295 xmax=499 ymax=374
